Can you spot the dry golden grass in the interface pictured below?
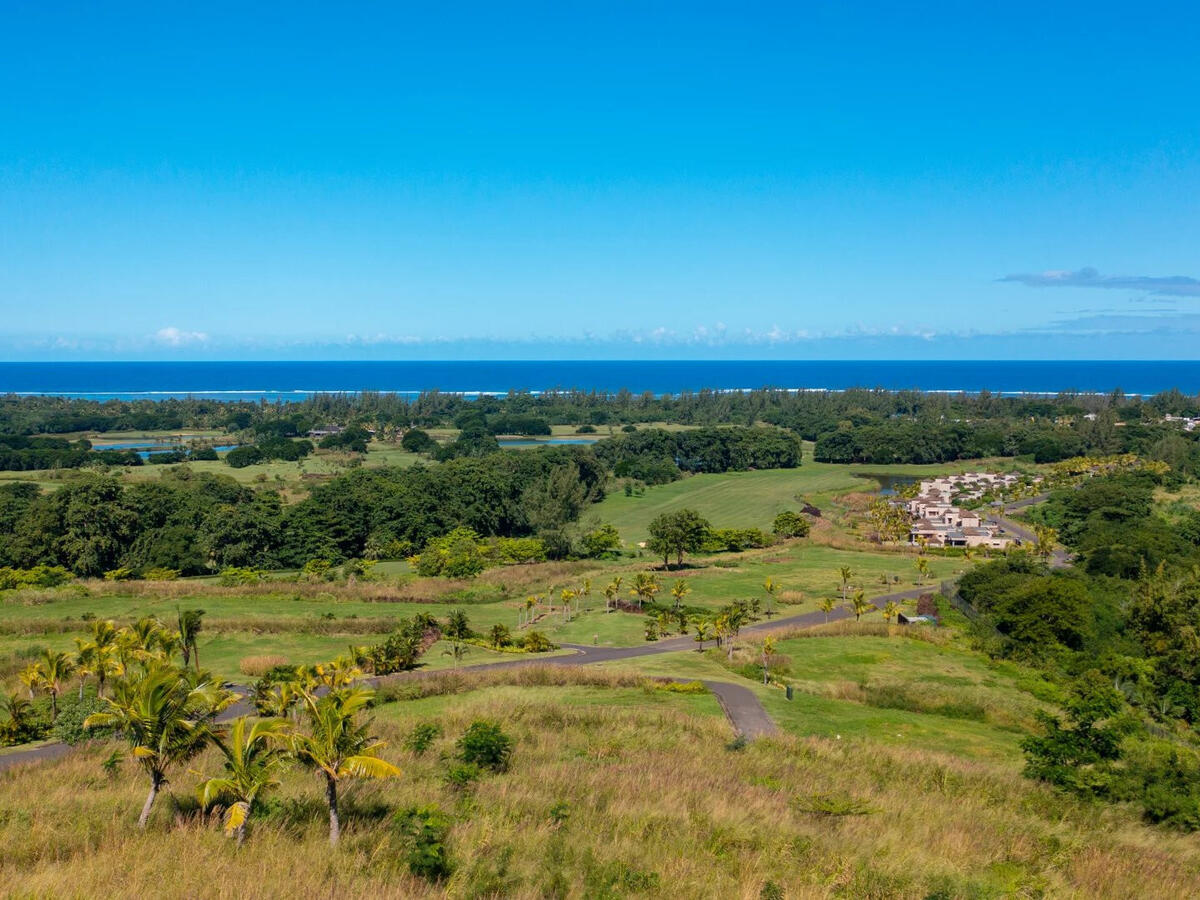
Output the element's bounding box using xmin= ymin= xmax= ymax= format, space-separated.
xmin=237 ymin=655 xmax=290 ymax=677
xmin=3 ymin=684 xmax=1200 ymax=898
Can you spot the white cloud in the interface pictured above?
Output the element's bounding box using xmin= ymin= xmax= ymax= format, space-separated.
xmin=154 ymin=326 xmax=209 ymax=346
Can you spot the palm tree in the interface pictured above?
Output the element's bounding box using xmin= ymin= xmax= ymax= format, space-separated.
xmin=629 ymin=572 xmax=659 ymax=609
xmin=36 ymin=649 xmax=74 ymax=723
xmin=17 ymin=664 xmax=39 ymax=700
xmin=85 ymin=666 xmax=235 ymax=828
xmin=1033 ymin=524 xmax=1058 ymax=561
xmin=849 ymin=589 xmax=872 ymax=622
xmin=693 ymin=620 xmax=712 ymax=651
xmin=442 ymin=641 xmax=469 ymax=668
xmin=1 ymin=692 xmax=37 ymax=743
xmin=560 ymin=588 xmax=576 ymax=621
xmin=177 ymin=608 xmax=205 ymax=670
xmin=883 ymin=600 xmax=901 ymax=624
xmin=915 ymin=556 xmax=930 ymax=585
xmin=670 ymin=579 xmax=691 ymax=613
xmin=760 ymin=635 xmax=776 ymax=685
xmin=74 ymin=640 xmax=96 ymax=701
xmin=291 ymin=687 xmax=400 ymax=846
xmin=603 ymin=577 xmax=622 ymax=612
xmin=818 ymin=596 xmax=837 ymax=623
xmin=763 ymin=577 xmax=779 ymax=618
xmin=198 ymin=716 xmax=292 ymax=847
xmin=839 ymin=566 xmax=854 ymax=602
xmin=444 ymin=609 xmax=471 ymax=642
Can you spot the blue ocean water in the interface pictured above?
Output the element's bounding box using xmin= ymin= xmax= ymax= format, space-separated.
xmin=0 ymin=360 xmax=1197 ymax=400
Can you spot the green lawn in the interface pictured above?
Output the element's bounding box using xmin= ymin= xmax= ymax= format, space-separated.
xmin=592 ymin=459 xmax=1022 ymax=544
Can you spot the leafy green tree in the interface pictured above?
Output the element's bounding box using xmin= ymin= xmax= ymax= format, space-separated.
xmin=647 ymin=508 xmax=712 ymax=569
xmin=581 ymin=523 xmax=622 ymax=559
xmin=772 ymin=510 xmax=810 ymax=538
xmin=291 ymin=687 xmax=400 ymax=846
xmin=85 ymin=666 xmax=235 ymax=828
xmin=198 ymin=716 xmax=292 ymax=846
xmin=819 ymin=596 xmax=837 ymax=623
xmin=456 ymin=720 xmax=513 ymax=772
xmin=444 ymin=609 xmax=472 ymax=642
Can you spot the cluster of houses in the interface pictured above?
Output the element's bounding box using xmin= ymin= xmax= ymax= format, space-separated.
xmin=902 ymin=473 xmax=1022 ymax=550
xmin=1163 ymin=415 xmax=1200 ymax=432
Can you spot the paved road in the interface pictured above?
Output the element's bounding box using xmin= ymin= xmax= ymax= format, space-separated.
xmin=0 ymin=580 xmax=938 ymax=773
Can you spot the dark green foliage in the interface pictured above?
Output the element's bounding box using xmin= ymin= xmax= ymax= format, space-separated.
xmin=580 ymin=523 xmax=622 ymax=558
xmin=367 ymin=617 xmax=438 ymax=674
xmin=393 ymin=805 xmax=453 ymax=880
xmin=404 ymin=722 xmax=443 ymax=756
xmin=400 ymin=428 xmax=436 ymax=453
xmin=49 ymin=691 xmax=112 ymax=745
xmin=647 ymin=508 xmax=711 ymax=568
xmin=457 ymin=720 xmax=513 ymax=772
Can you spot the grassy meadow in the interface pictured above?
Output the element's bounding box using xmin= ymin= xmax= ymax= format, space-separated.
xmin=3 ymin=666 xmax=1199 ymax=898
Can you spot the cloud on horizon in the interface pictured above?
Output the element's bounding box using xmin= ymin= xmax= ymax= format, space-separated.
xmin=1000 ymin=267 xmax=1200 ymax=297
xmin=154 ymin=326 xmax=209 ymax=347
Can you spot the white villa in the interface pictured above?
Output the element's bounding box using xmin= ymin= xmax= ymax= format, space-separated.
xmin=902 ymin=472 xmax=1020 ymax=550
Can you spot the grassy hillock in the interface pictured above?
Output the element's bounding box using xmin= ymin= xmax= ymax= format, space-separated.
xmin=3 ymin=668 xmax=1198 ymax=898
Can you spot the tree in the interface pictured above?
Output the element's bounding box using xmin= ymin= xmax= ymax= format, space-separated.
xmin=819 ymin=596 xmax=837 ymax=623
xmin=1034 ymin=524 xmax=1058 ymax=561
xmin=915 ymin=556 xmax=930 ymax=585
xmin=763 ymin=577 xmax=780 ymax=618
xmin=85 ymin=666 xmax=235 ymax=828
xmin=291 ymin=687 xmax=400 ymax=846
xmin=760 ymin=635 xmax=776 ymax=685
xmin=839 ymin=566 xmax=854 ymax=602
xmin=693 ymin=620 xmax=712 ymax=651
xmin=629 ymin=572 xmax=660 ymax=608
xmin=772 ymin=510 xmax=810 ymax=538
xmin=883 ymin=600 xmax=901 ymax=624
xmin=488 ymin=623 xmax=512 ymax=649
xmin=18 ymin=664 xmax=39 ymax=700
xmin=442 ymin=642 xmax=469 ymax=668
xmin=177 ymin=608 xmax=205 ymax=670
xmin=36 ymin=649 xmax=74 ymax=723
xmin=603 ymin=577 xmax=623 ymax=612
xmin=849 ymin=589 xmax=872 ymax=622
xmin=670 ymin=579 xmax=691 ymax=613
xmin=198 ymin=716 xmax=292 ymax=847
xmin=444 ymin=609 xmax=471 ymax=642
xmin=646 ymin=508 xmax=711 ymax=569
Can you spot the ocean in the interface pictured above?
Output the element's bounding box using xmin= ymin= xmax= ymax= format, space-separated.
xmin=0 ymin=360 xmax=1197 ymax=401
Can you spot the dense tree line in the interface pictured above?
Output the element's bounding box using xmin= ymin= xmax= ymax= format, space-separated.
xmin=958 ymin=470 xmax=1200 ymax=829
xmin=592 ymin=426 xmax=803 ymax=484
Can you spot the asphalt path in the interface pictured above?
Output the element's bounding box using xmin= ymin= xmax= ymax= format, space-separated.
xmin=0 ymin=577 xmax=949 ymax=772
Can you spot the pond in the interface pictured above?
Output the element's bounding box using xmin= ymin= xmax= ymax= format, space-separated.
xmin=497 ymin=437 xmax=599 ymax=448
xmin=853 ymin=473 xmax=919 ymax=496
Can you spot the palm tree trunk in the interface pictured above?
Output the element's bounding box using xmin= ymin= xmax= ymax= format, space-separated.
xmin=192 ymin=641 xmax=199 ymax=671
xmin=79 ymin=680 xmax=85 ymax=701
xmin=236 ymin=823 xmax=246 ymax=848
xmin=138 ymin=774 xmax=162 ymax=829
xmin=50 ymin=690 xmax=57 ymax=723
xmin=325 ymin=775 xmax=340 ymax=846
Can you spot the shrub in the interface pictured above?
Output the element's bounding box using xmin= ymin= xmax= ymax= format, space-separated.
xmin=239 ymin=654 xmax=290 ymax=677
xmin=218 ymin=566 xmax=268 ymax=586
xmin=651 ymin=680 xmax=708 ymax=694
xmin=0 ymin=566 xmax=72 ymax=590
xmin=519 ymin=631 xmax=554 ymax=653
xmin=457 ymin=720 xmax=513 ymax=772
xmin=405 ymin=721 xmax=443 ymax=756
xmin=393 ymin=805 xmax=453 ymax=880
xmin=102 ymin=567 xmax=138 ymax=582
xmin=576 ymin=424 xmax=596 ymax=434
xmin=773 ymin=510 xmax=811 ymax=538
xmin=443 ymin=762 xmax=483 ymax=792
xmin=50 ymin=692 xmax=111 ymax=746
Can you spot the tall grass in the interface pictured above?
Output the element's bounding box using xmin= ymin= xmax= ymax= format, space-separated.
xmin=2 ymin=689 xmax=1198 ymax=898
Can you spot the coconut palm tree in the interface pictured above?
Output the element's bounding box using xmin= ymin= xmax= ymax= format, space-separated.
xmin=442 ymin=641 xmax=469 ymax=668
xmin=760 ymin=635 xmax=776 ymax=685
xmin=85 ymin=666 xmax=235 ymax=828
xmin=763 ymin=577 xmax=780 ymax=618
xmin=818 ymin=596 xmax=837 ymax=623
xmin=560 ymin=588 xmax=576 ymax=621
xmin=177 ymin=608 xmax=205 ymax=670
xmin=291 ymin=687 xmax=400 ymax=846
xmin=670 ymin=579 xmax=691 ymax=613
xmin=198 ymin=716 xmax=292 ymax=847
xmin=915 ymin=556 xmax=930 ymax=585
xmin=629 ymin=572 xmax=660 ymax=609
xmin=849 ymin=589 xmax=872 ymax=622
xmin=36 ymin=649 xmax=74 ymax=723
xmin=17 ymin=664 xmax=39 ymax=700
xmin=883 ymin=600 xmax=901 ymax=624
xmin=693 ymin=620 xmax=712 ymax=651
xmin=839 ymin=566 xmax=854 ymax=602
xmin=1033 ymin=524 xmax=1058 ymax=561
xmin=603 ymin=577 xmax=622 ymax=612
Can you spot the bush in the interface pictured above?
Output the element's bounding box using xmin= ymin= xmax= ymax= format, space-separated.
xmin=401 ymin=429 xmax=436 ymax=454
xmin=772 ymin=510 xmax=811 ymax=538
xmin=457 ymin=720 xmax=513 ymax=772
xmin=576 ymin=424 xmax=596 ymax=434
xmin=218 ymin=567 xmax=268 ymax=586
xmin=52 ymin=692 xmax=112 ymax=746
xmin=225 ymin=445 xmax=264 ymax=468
xmin=405 ymin=721 xmax=443 ymax=756
xmin=188 ymin=447 xmax=219 ymax=461
xmin=650 ymin=680 xmax=708 ymax=694
xmin=393 ymin=805 xmax=453 ymax=880
xmin=0 ymin=566 xmax=72 ymax=590
xmin=140 ymin=567 xmax=180 ymax=581
xmin=519 ymin=631 xmax=554 ymax=653
xmin=239 ymin=655 xmax=290 ymax=677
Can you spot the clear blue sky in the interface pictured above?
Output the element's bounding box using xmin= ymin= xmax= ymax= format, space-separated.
xmin=2 ymin=1 xmax=1199 ymax=360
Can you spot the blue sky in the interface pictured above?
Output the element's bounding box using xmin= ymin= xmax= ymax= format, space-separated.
xmin=2 ymin=1 xmax=1199 ymax=360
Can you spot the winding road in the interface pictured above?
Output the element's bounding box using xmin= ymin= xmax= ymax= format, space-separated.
xmin=0 ymin=579 xmax=942 ymax=772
